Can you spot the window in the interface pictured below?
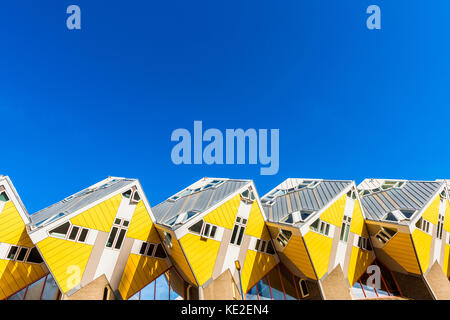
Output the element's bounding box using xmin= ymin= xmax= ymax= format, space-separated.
xmin=340 ymin=215 xmax=351 ymax=242
xmin=254 ymin=239 xmax=276 ymax=255
xmin=230 ymin=216 xmax=247 ymax=246
xmin=123 ymin=189 xmax=141 ymax=204
xmin=299 ymin=279 xmax=309 ymax=298
xmin=7 ymin=246 xmax=18 ymax=260
xmin=310 ymin=219 xmax=330 ymax=236
xmin=201 ymin=223 xmax=217 ymax=239
xmin=0 ymin=191 xmax=9 ymax=202
xmin=356 ymin=236 xmax=372 ymax=251
xmin=437 ymin=214 xmax=444 ymax=240
xmin=415 ymin=217 xmax=430 ymax=234
xmin=276 ymin=229 xmax=292 ymax=247
xmin=163 ymin=231 xmax=173 ymax=248
xmin=154 ymin=244 xmax=167 ymax=258
xmin=188 ymin=220 xmax=204 ymax=234
xmin=106 ymin=218 xmax=130 ymax=250
xmin=16 ymin=247 xmax=28 ymax=261
xmin=5 ymin=246 xmax=43 ymax=264
xmin=26 ymin=247 xmax=44 ymax=264
xmin=49 ymin=222 xmax=71 ymax=239
xmin=240 ymin=187 xmax=256 ymax=203
xmin=139 ymin=241 xmax=160 ymax=258
xmin=51 ymin=222 xmax=90 ymax=243
xmin=375 ymin=227 xmax=397 ymax=244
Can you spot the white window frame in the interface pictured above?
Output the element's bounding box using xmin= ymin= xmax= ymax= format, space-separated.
xmin=200 ymin=222 xmax=218 ymax=240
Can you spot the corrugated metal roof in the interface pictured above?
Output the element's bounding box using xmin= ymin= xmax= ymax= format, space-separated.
xmin=30 ymin=178 xmax=136 ymax=228
xmin=152 ymin=178 xmax=250 ymax=226
xmin=262 ymin=179 xmax=352 ymax=224
xmin=358 ymin=179 xmax=442 ymax=222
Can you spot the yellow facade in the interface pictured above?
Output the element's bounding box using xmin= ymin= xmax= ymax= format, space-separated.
xmin=303 ymin=231 xmax=333 ymax=279
xmin=70 ymin=194 xmax=122 ymax=233
xmin=245 ymin=201 xmax=271 ymax=241
xmin=36 ymin=237 xmax=93 ymax=293
xmin=382 ymin=232 xmax=421 ymax=274
xmin=204 ymin=194 xmax=240 ymax=230
xmin=347 ymin=199 xmax=374 ymax=285
xmin=320 ymin=194 xmax=347 ymax=227
xmin=241 ymin=250 xmax=277 ymax=292
xmin=422 ymin=195 xmax=440 ymax=225
xmin=0 ymin=200 xmax=47 ymax=300
xmin=281 ymin=235 xmax=316 ymax=280
xmin=179 ymin=233 xmax=221 ymax=286
xmin=411 ymin=228 xmax=432 ymax=273
xmin=118 ymin=254 xmax=168 ymax=300
xmin=127 ymin=201 xmax=160 ymax=243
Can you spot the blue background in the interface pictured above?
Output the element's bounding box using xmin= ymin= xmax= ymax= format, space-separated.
xmin=1 ymin=1 xmax=449 ymax=213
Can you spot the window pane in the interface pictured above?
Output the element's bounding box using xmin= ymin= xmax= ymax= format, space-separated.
xmin=204 ymin=224 xmax=210 ymax=237
xmin=236 ymin=227 xmax=245 ymax=245
xmin=24 ymin=276 xmax=46 ymax=300
xmin=68 ymin=226 xmax=80 ymax=240
xmin=26 ymin=247 xmax=43 ymax=264
xmin=114 ymin=218 xmax=121 ymax=225
xmin=188 ymin=220 xmax=203 ymax=234
xmin=139 ymin=242 xmax=148 ymax=255
xmin=16 ymin=248 xmax=28 ymax=261
xmin=210 ymin=226 xmax=217 ymax=238
xmin=106 ymin=227 xmax=118 ymax=248
xmin=41 ymin=274 xmax=60 ymax=300
xmin=49 ymin=222 xmax=71 ymax=239
xmin=139 ymin=281 xmax=156 ymax=300
xmin=154 ymin=244 xmax=167 ymax=258
xmin=256 ymin=277 xmax=272 ymax=300
xmin=245 ymin=286 xmax=259 ymax=300
xmin=8 ymin=287 xmax=26 ymax=300
xmin=230 ymin=225 xmax=239 ymax=244
xmin=147 ymin=244 xmax=155 ymax=256
xmin=122 ymin=190 xmax=132 ymax=198
xmin=78 ymin=229 xmax=88 ymax=242
xmin=7 ymin=246 xmax=18 ymax=259
xmin=154 ymin=274 xmax=170 ymax=300
xmin=114 ymin=229 xmax=127 ymax=249
xmin=0 ymin=192 xmax=9 ymax=202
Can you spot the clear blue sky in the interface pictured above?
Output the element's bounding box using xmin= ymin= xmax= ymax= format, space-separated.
xmin=1 ymin=1 xmax=450 ymax=213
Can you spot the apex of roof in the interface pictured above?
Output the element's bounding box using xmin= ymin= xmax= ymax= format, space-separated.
xmin=29 ymin=177 xmax=137 ymax=230
xmin=357 ymin=179 xmax=443 ymax=224
xmin=153 ymin=177 xmax=251 ymax=228
xmin=262 ymin=178 xmax=353 ymax=225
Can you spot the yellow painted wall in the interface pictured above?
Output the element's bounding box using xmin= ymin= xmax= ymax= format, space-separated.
xmin=0 ymin=201 xmax=34 ymax=247
xmin=118 ymin=254 xmax=168 ymax=300
xmin=70 ymin=194 xmax=122 ymax=233
xmin=241 ymin=250 xmax=277 ymax=293
xmin=36 ymin=237 xmax=93 ymax=293
xmin=444 ymin=200 xmax=450 ymax=233
xmin=347 ymin=247 xmax=374 ymax=286
xmin=0 ymin=260 xmax=46 ymax=300
xmin=350 ymin=200 xmax=368 ymax=237
xmin=411 ymin=228 xmax=432 ymax=273
xmin=168 ymin=235 xmax=197 ymax=285
xmin=422 ymin=195 xmax=440 ymax=225
xmin=281 ymin=235 xmax=316 ymax=280
xmin=179 ymin=233 xmax=221 ymax=286
xmin=320 ymin=194 xmax=347 ymax=227
xmin=245 ymin=201 xmax=271 ymax=241
xmin=444 ymin=244 xmax=450 ymax=278
xmin=127 ymin=201 xmax=160 ymax=243
xmin=204 ymin=194 xmax=240 ymax=230
xmin=303 ymin=231 xmax=333 ymax=279
xmin=0 ymin=200 xmax=47 ymax=300
xmin=382 ymin=232 xmax=421 ymax=274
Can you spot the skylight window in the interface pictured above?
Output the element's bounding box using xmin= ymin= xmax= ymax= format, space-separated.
xmin=0 ymin=191 xmax=9 ymax=202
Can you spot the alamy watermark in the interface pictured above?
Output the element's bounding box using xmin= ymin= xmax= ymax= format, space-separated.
xmin=171 ymin=121 xmax=279 ymax=175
